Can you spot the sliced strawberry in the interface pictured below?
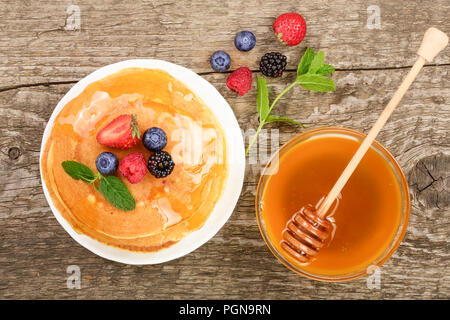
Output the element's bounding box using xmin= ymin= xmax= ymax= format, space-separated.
xmin=96 ymin=114 xmax=140 ymax=149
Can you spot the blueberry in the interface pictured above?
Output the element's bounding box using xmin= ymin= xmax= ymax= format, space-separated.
xmin=143 ymin=127 xmax=167 ymax=152
xmin=234 ymin=31 xmax=256 ymax=52
xmin=95 ymin=152 xmax=119 ymax=175
xmin=210 ymin=51 xmax=231 ymax=72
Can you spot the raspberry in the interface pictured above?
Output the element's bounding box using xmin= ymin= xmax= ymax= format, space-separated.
xmin=259 ymin=52 xmax=287 ymax=78
xmin=226 ymin=67 xmax=252 ymax=96
xmin=119 ymin=152 xmax=147 ymax=184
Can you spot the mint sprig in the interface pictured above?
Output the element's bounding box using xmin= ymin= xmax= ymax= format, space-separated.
xmin=297 ymin=47 xmax=316 ymax=76
xmin=61 ymin=160 xmax=136 ymax=211
xmin=246 ymin=47 xmax=336 ymax=155
xmin=61 ymin=160 xmax=97 ymax=183
xmin=98 ymin=176 xmax=136 ymax=211
xmin=297 ymin=73 xmax=335 ymax=92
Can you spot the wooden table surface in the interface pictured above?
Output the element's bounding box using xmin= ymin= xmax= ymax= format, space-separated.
xmin=1 ymin=0 xmax=449 ymax=299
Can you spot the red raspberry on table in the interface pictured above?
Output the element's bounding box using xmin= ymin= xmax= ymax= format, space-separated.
xmin=119 ymin=152 xmax=147 ymax=184
xmin=272 ymin=13 xmax=307 ymax=46
xmin=226 ymin=67 xmax=252 ymax=96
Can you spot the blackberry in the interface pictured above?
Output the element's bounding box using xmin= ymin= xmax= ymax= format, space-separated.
xmin=259 ymin=52 xmax=287 ymax=77
xmin=147 ymin=151 xmax=175 ymax=178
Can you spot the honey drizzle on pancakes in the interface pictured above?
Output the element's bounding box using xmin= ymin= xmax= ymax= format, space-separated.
xmin=41 ymin=68 xmax=228 ymax=251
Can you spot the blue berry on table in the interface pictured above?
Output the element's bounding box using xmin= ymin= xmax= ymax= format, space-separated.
xmin=234 ymin=31 xmax=256 ymax=52
xmin=210 ymin=50 xmax=231 ymax=72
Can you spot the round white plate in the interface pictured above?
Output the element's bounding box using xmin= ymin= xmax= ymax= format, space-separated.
xmin=40 ymin=59 xmax=245 ymax=265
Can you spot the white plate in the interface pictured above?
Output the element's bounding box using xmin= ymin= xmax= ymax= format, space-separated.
xmin=40 ymin=59 xmax=245 ymax=265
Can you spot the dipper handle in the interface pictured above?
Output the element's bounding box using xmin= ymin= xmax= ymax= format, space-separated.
xmin=316 ymin=28 xmax=448 ymax=218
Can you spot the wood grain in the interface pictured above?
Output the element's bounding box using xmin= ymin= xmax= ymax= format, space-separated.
xmin=0 ymin=0 xmax=449 ymax=299
xmin=1 ymin=0 xmax=449 ymax=88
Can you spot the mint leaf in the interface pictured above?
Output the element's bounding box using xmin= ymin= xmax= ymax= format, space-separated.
xmin=62 ymin=161 xmax=96 ymax=183
xmin=266 ymin=115 xmax=307 ymax=128
xmin=297 ymin=47 xmax=315 ymax=76
xmin=62 ymin=160 xmax=136 ymax=211
xmin=317 ymin=64 xmax=335 ymax=75
xmin=297 ymin=74 xmax=336 ymax=92
xmin=247 ymin=48 xmax=337 ymax=155
xmin=257 ymin=76 xmax=269 ymax=122
xmin=98 ymin=176 xmax=136 ymax=211
xmin=308 ymin=51 xmax=325 ymax=74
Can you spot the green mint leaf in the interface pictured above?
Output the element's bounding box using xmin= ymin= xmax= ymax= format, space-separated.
xmin=256 ymin=76 xmax=270 ymax=122
xmin=297 ymin=47 xmax=316 ymax=76
xmin=317 ymin=64 xmax=335 ymax=75
xmin=265 ymin=115 xmax=307 ymax=128
xmin=62 ymin=160 xmax=96 ymax=183
xmin=98 ymin=176 xmax=136 ymax=211
xmin=297 ymin=74 xmax=336 ymax=92
xmin=247 ymin=48 xmax=337 ymax=156
xmin=308 ymin=50 xmax=325 ymax=74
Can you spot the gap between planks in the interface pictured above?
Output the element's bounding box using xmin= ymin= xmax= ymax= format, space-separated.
xmin=0 ymin=63 xmax=449 ymax=93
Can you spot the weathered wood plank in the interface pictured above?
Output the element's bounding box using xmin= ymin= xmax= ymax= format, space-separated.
xmin=0 ymin=65 xmax=449 ymax=299
xmin=0 ymin=0 xmax=449 ymax=88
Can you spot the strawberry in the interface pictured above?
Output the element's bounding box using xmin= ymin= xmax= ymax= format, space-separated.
xmin=96 ymin=114 xmax=140 ymax=149
xmin=226 ymin=67 xmax=252 ymax=96
xmin=272 ymin=13 xmax=306 ymax=46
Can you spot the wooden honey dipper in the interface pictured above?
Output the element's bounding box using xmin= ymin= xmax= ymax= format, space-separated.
xmin=281 ymin=27 xmax=449 ymax=264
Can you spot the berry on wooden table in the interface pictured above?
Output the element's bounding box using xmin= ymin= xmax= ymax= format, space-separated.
xmin=210 ymin=51 xmax=231 ymax=72
xmin=234 ymin=31 xmax=256 ymax=52
xmin=259 ymin=52 xmax=287 ymax=78
xmin=272 ymin=13 xmax=307 ymax=46
xmin=226 ymin=67 xmax=252 ymax=96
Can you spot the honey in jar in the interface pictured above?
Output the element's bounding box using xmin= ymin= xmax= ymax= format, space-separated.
xmin=256 ymin=127 xmax=410 ymax=281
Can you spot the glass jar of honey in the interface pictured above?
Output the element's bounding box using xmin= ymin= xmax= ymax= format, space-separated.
xmin=256 ymin=127 xmax=410 ymax=281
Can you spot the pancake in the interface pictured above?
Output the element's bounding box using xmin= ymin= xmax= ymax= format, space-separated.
xmin=41 ymin=68 xmax=228 ymax=252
